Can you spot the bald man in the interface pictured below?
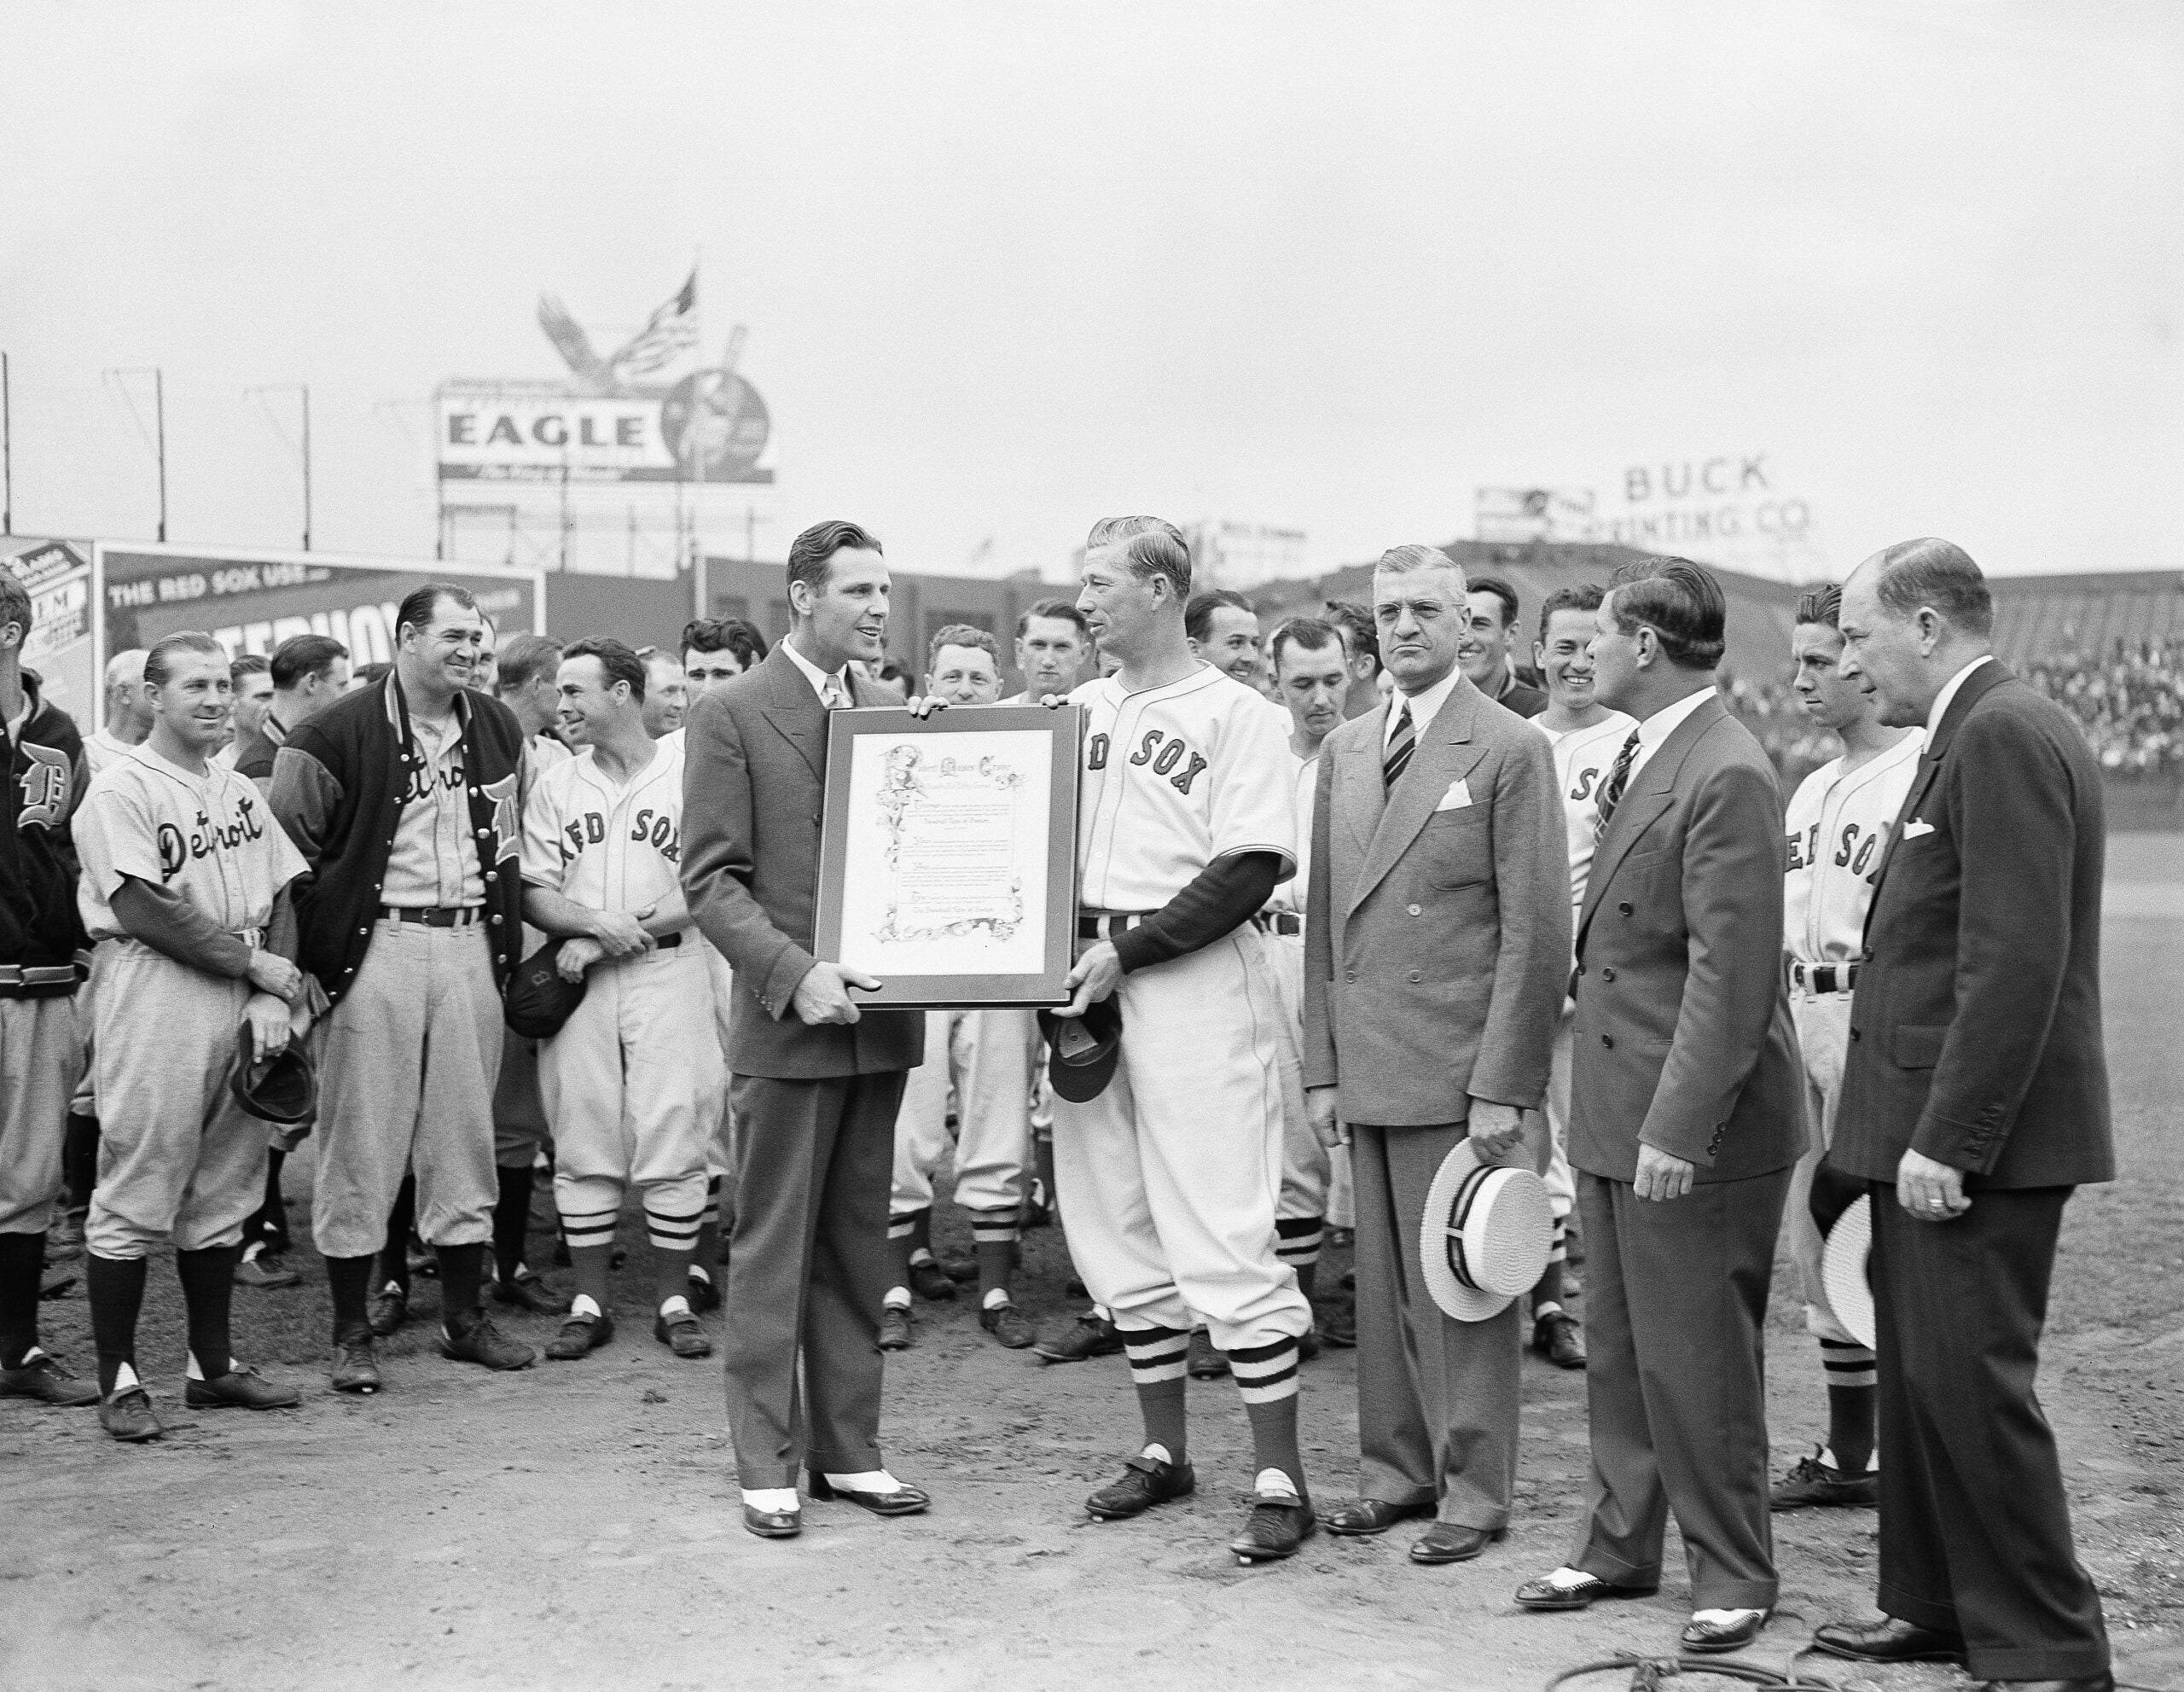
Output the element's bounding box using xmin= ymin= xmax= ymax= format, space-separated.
xmin=85 ymin=651 xmax=156 ymax=775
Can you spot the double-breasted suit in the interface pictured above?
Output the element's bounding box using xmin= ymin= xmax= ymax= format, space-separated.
xmin=1565 ymin=689 xmax=1802 ymax=1611
xmin=1831 ymin=660 xmax=2112 ymax=1683
xmin=682 ymin=647 xmax=924 ymax=1489
xmin=1303 ymin=677 xmax=1569 ymax=1527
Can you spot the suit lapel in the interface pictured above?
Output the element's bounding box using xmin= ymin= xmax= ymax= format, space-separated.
xmin=1858 ymin=660 xmax=2009 ymax=941
xmin=1346 ymin=681 xmax=1489 ymax=913
xmin=758 ymin=647 xmax=827 ymax=782
xmin=1340 ymin=702 xmax=1391 ymax=854
xmin=1575 ymin=695 xmax=1719 ymax=945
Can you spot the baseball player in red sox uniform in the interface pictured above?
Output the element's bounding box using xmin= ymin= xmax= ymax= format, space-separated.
xmin=520 ymin=639 xmax=723 ymax=1363
xmin=881 ymin=625 xmax=1041 ymax=1350
xmin=1772 ymin=583 xmax=1920 ymax=1509
xmin=74 ymin=632 xmax=315 ymax=1440
xmin=1527 ymin=584 xmax=1637 ymax=1370
xmin=1053 ymin=515 xmax=1317 ymax=1564
xmin=0 ymin=571 xmax=98 ymax=1411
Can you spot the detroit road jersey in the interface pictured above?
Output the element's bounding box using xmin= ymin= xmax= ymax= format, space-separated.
xmin=1051 ymin=664 xmax=1311 ymax=1363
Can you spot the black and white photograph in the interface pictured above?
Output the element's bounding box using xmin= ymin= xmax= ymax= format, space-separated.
xmin=1 ymin=5 xmax=2179 ymax=1689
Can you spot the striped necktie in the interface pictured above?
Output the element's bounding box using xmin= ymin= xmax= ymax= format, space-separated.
xmin=1594 ymin=728 xmax=1641 ymax=839
xmin=822 ymin=677 xmax=850 ymax=711
xmin=1383 ymin=699 xmax=1416 ymax=790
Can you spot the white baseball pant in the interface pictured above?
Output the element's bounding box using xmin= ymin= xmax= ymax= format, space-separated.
xmin=1786 ymin=988 xmax=1859 ymax=1346
xmin=892 ymin=1007 xmax=1037 ymax=1218
xmin=1050 ymin=925 xmax=1312 ymax=1352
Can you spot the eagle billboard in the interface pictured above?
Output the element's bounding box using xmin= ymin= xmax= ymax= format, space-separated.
xmin=438 ymin=273 xmax=774 ymax=488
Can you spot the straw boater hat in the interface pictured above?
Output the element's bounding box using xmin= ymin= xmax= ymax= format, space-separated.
xmin=1418 ymin=1140 xmax=1554 ymax=1323
xmin=1821 ymin=1195 xmax=1879 ymax=1350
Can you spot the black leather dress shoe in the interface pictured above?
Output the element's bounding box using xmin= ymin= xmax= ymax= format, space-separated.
xmin=1811 ymin=1617 xmax=1967 ymax=1665
xmin=742 ymin=1503 xmax=801 ymax=1539
xmin=1532 ymin=1311 xmax=1587 ymax=1369
xmin=1230 ymin=1497 xmax=1316 ymax=1563
xmin=1086 ymin=1453 xmax=1194 ymax=1520
xmin=1974 ymin=1676 xmax=2113 ymax=1692
xmin=808 ymin=1474 xmax=930 ymax=1516
xmin=1513 ymin=1571 xmax=1659 ymax=1611
xmin=1681 ymin=1609 xmax=1769 ymax=1654
xmin=1410 ymin=1523 xmax=1504 ymax=1565
xmin=1323 ymin=1497 xmax=1433 ymax=1538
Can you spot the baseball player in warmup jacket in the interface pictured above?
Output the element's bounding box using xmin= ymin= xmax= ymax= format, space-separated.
xmin=273 ymin=584 xmax=532 ymax=1393
xmin=880 ymin=625 xmax=1042 ymax=1351
xmin=520 ymin=638 xmax=723 ymax=1363
xmin=1772 ymin=584 xmax=1920 ymax=1509
xmin=1525 ymin=583 xmax=1637 ymax=1370
xmin=74 ymin=631 xmax=316 ymax=1440
xmin=0 ymin=572 xmax=100 ymax=1411
xmin=1052 ymin=515 xmax=1318 ymax=1564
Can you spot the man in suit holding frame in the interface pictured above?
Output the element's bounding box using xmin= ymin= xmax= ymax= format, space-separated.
xmin=1810 ymin=539 xmax=2113 ymax=1692
xmin=682 ymin=520 xmax=932 ymax=1540
xmin=1513 ymin=557 xmax=1802 ymax=1654
xmin=1303 ymin=544 xmax=1570 ymax=1566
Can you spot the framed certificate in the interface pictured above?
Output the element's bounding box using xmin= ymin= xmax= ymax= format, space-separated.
xmin=812 ymin=704 xmax=1083 ymax=1008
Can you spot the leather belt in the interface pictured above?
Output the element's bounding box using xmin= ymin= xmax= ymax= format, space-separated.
xmin=381 ymin=904 xmax=484 ymax=927
xmin=653 ymin=931 xmax=682 ymax=951
xmin=1787 ymin=958 xmax=1860 ymax=996
xmin=1077 ymin=911 xmax=1147 ymax=940
xmin=1252 ymin=911 xmax=1303 ymax=938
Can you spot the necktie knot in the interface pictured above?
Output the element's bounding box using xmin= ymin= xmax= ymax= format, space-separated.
xmin=822 ymin=678 xmax=849 ymax=711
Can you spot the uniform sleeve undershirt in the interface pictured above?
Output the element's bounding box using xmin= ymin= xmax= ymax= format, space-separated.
xmin=108 ymin=878 xmax=304 ymax=980
xmin=1110 ymin=850 xmax=1284 ymax=974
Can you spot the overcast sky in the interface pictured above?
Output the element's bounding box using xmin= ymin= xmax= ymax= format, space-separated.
xmin=4 ymin=1 xmax=2178 ymax=583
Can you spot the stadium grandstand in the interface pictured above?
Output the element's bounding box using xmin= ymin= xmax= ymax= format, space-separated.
xmin=1253 ymin=545 xmax=2184 ymax=826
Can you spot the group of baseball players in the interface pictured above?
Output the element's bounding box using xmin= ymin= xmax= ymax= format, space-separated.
xmin=0 ymin=516 xmax=2108 ymax=1683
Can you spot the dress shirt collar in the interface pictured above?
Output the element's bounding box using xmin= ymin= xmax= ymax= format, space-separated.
xmin=781 ymin=637 xmax=851 ymax=705
xmin=1625 ymin=680 xmax=1715 ymax=778
xmin=1926 ymin=654 xmax=1994 ymax=738
xmin=1384 ymin=664 xmax=1466 ymax=746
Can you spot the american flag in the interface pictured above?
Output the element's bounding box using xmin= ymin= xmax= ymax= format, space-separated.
xmin=611 ymin=272 xmax=699 ymax=379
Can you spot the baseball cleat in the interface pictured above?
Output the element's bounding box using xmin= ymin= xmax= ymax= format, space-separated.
xmin=491 ymin=1270 xmax=572 ymax=1317
xmin=544 ymin=1311 xmax=613 ymax=1361
xmin=1532 ymin=1311 xmax=1587 ymax=1369
xmin=654 ymin=1310 xmax=712 ymax=1358
xmin=1086 ymin=1454 xmax=1194 ymax=1520
xmin=99 ymin=1387 xmax=164 ymax=1442
xmin=330 ymin=1332 xmax=382 ymax=1393
xmin=185 ymin=1366 xmax=301 ymax=1410
xmin=1186 ymin=1330 xmax=1229 ymax=1380
xmin=685 ymin=1270 xmax=722 ymax=1313
xmin=366 ymin=1281 xmax=410 ymax=1337
xmin=907 ymin=1260 xmax=956 ymax=1302
xmin=1033 ymin=1312 xmax=1122 ymax=1363
xmin=1231 ymin=1497 xmax=1316 ymax=1563
xmin=877 ymin=1306 xmax=914 ymax=1351
xmin=440 ymin=1312 xmax=536 ymax=1371
xmin=0 ymin=1349 xmax=101 ymax=1406
xmin=979 ymin=1301 xmax=1037 ymax=1349
xmin=235 ymin=1253 xmax=303 ymax=1290
xmin=1770 ymin=1448 xmax=1878 ymax=1510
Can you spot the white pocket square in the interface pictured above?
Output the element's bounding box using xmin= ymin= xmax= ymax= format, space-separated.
xmin=1902 ymin=819 xmax=1935 ymax=839
xmin=1435 ymin=779 xmax=1473 ymax=811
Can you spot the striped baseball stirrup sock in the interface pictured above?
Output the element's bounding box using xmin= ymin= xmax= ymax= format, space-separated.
xmin=1119 ymin=1323 xmax=1191 ymax=1458
xmin=1821 ymin=1338 xmax=1878 ymax=1474
xmin=644 ymin=1204 xmax=703 ymax=1255
xmin=700 ymin=1174 xmax=722 ymax=1232
xmin=1274 ymin=1213 xmax=1324 ymax=1269
xmin=1228 ymin=1336 xmax=1306 ymax=1496
xmin=1546 ymin=1216 xmax=1568 ymax=1266
xmin=969 ymin=1206 xmax=1019 ymax=1301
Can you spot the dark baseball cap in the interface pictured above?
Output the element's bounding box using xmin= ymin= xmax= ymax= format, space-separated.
xmin=229 ymin=1026 xmax=317 ymax=1125
xmin=1037 ymin=996 xmax=1123 ymax=1104
xmin=504 ymin=939 xmax=589 ymax=1040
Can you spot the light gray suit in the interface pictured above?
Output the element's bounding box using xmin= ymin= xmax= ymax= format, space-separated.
xmin=1304 ymin=676 xmax=1569 ymax=1526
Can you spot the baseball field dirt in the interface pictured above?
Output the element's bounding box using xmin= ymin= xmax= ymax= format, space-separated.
xmin=3 ymin=840 xmax=2180 ymax=1692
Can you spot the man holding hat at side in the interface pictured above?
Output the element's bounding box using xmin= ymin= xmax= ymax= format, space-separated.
xmin=1302 ymin=544 xmax=1569 ymax=1566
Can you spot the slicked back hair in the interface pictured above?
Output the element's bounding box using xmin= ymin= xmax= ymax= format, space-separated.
xmin=395 ymin=584 xmax=480 ymax=642
xmin=927 ymin=623 xmax=999 ymax=668
xmin=1868 ymin=538 xmax=1993 ymax=637
xmin=1376 ymin=543 xmax=1461 ymax=580
xmin=1606 ymin=556 xmax=1727 ymax=670
xmin=1093 ymin=527 xmax=1193 ymax=600
xmin=1468 ymin=574 xmax=1520 ymax=629
xmin=1016 ymin=598 xmax=1089 ymax=640
xmin=562 ymin=637 xmax=648 ymax=703
xmin=1794 ymin=583 xmax=1843 ymax=631
xmin=1537 ymin=583 xmax=1605 ymax=644
xmin=270 ymin=634 xmax=349 ymax=690
xmin=144 ymin=631 xmax=229 ymax=689
xmin=230 ymin=652 xmax=270 ymax=683
xmin=1085 ymin=514 xmax=1188 ymax=550
xmin=1185 ymin=589 xmax=1254 ymax=644
xmin=786 ymin=520 xmax=883 ymax=607
xmin=1269 ymin=616 xmax=1342 ymax=673
xmin=496 ymin=633 xmax=563 ymax=694
xmin=681 ymin=617 xmax=770 ymax=669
